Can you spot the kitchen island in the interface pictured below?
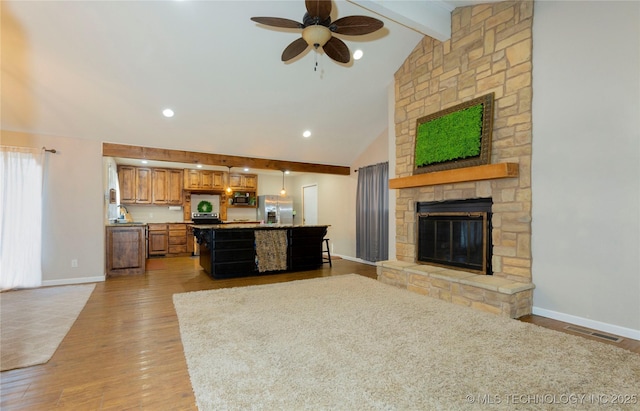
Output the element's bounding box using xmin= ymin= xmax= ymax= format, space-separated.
xmin=192 ymin=224 xmax=328 ymax=279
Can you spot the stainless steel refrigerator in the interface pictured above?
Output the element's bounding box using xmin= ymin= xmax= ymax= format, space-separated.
xmin=257 ymin=195 xmax=293 ymax=225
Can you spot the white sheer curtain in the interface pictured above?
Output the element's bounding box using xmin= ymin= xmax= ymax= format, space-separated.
xmin=0 ymin=146 xmax=43 ymax=290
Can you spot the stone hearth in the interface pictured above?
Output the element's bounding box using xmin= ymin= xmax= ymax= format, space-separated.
xmin=382 ymin=1 xmax=535 ymax=317
xmin=377 ymin=261 xmax=534 ymax=318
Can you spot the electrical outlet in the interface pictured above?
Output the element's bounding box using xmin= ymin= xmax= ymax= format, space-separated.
xmin=71 ymin=259 xmax=78 ymax=268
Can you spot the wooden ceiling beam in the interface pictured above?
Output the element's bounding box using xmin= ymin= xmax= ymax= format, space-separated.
xmin=102 ymin=143 xmax=351 ymax=176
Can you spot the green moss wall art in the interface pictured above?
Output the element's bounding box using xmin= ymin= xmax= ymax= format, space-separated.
xmin=413 ymin=93 xmax=494 ymax=174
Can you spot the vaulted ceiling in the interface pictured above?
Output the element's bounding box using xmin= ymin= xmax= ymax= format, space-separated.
xmin=1 ymin=1 xmax=488 ymax=169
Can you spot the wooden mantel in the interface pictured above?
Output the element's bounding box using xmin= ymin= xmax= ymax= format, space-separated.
xmin=389 ymin=163 xmax=518 ymax=189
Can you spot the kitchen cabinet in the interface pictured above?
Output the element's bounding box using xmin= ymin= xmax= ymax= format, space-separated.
xmin=148 ymin=223 xmax=190 ymax=256
xmin=106 ymin=225 xmax=146 ymax=276
xmin=168 ymin=223 xmax=188 ymax=254
xmin=229 ymin=173 xmax=257 ymax=191
xmin=152 ymin=169 xmax=168 ymax=204
xmin=118 ymin=166 xmax=137 ymax=203
xmin=118 ymin=165 xmax=151 ymax=204
xmin=167 ymin=169 xmax=183 ymax=204
xmin=184 ymin=169 xmax=224 ymax=190
xmin=135 ymin=168 xmax=152 ymax=204
xmin=152 ymin=168 xmax=183 ymax=205
xmin=148 ymin=223 xmax=168 ymax=255
xmin=119 ymin=166 xmax=182 ymax=205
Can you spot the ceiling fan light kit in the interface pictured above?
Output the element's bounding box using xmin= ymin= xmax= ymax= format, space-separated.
xmin=302 ymin=25 xmax=332 ymax=48
xmin=251 ymin=0 xmax=383 ymax=65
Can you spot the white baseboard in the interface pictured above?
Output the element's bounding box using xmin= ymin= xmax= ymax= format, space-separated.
xmin=42 ymin=276 xmax=105 ymax=287
xmin=333 ymin=254 xmax=378 ymax=266
xmin=532 ymin=306 xmax=640 ymax=341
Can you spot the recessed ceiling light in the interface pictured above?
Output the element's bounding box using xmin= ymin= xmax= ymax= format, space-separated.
xmin=303 ymin=130 xmax=311 ymax=138
xmin=162 ymin=108 xmax=174 ymax=118
xmin=353 ymin=49 xmax=363 ymax=60
xmin=196 ymin=164 xmax=203 ymax=168
xmin=141 ymin=160 xmax=148 ymax=164
xmin=244 ymin=167 xmax=249 ymax=172
xmin=284 ymin=170 xmax=290 ymax=175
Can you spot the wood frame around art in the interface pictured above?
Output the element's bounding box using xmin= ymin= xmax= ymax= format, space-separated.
xmin=413 ymin=93 xmax=494 ymax=174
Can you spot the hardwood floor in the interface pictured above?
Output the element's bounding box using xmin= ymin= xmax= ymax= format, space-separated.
xmin=1 ymin=257 xmax=638 ymax=410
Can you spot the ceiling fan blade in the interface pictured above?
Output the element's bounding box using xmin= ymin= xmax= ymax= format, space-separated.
xmin=323 ymin=36 xmax=350 ymax=64
xmin=251 ymin=17 xmax=303 ymax=29
xmin=282 ymin=37 xmax=309 ymax=61
xmin=305 ymin=0 xmax=332 ymax=21
xmin=332 ymin=16 xmax=384 ymax=35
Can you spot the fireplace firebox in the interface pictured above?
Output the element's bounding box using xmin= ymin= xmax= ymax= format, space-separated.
xmin=416 ymin=198 xmax=492 ymax=275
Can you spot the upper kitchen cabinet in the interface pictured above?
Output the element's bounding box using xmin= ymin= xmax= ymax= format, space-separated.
xmin=118 ymin=166 xmax=151 ymax=204
xmin=118 ymin=166 xmax=136 ymax=203
xmin=135 ymin=168 xmax=152 ymax=204
xmin=118 ymin=166 xmax=182 ymax=205
xmin=229 ymin=173 xmax=257 ymax=191
xmin=152 ymin=169 xmax=183 ymax=205
xmin=184 ymin=169 xmax=224 ymax=190
xmin=167 ymin=169 xmax=183 ymax=204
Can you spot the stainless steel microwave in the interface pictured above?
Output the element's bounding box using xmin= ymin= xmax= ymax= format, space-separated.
xmin=232 ymin=196 xmax=249 ymax=205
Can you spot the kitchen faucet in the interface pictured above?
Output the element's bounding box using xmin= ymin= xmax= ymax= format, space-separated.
xmin=117 ymin=204 xmax=129 ymax=220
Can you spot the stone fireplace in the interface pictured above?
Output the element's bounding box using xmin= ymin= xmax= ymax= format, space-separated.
xmin=377 ymin=1 xmax=535 ymax=318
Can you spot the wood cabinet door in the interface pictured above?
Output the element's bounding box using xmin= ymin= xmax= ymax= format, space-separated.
xmin=148 ymin=230 xmax=168 ymax=255
xmin=152 ymin=168 xmax=168 ymax=204
xmin=185 ymin=169 xmax=200 ymax=189
xmin=229 ymin=173 xmax=258 ymax=191
xmin=212 ymin=172 xmax=224 ymax=189
xmin=167 ymin=169 xmax=183 ymax=204
xmin=106 ymin=226 xmax=145 ymax=276
xmin=136 ymin=168 xmax=152 ymax=204
xmin=229 ymin=173 xmax=243 ymax=190
xmin=118 ymin=166 xmax=137 ymax=204
xmin=244 ymin=174 xmax=258 ymax=190
xmin=200 ymin=170 xmax=214 ymax=189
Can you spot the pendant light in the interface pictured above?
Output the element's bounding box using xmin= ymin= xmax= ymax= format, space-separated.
xmin=280 ymin=170 xmax=286 ymax=196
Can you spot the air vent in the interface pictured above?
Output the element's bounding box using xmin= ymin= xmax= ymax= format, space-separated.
xmin=564 ymin=326 xmax=623 ymax=343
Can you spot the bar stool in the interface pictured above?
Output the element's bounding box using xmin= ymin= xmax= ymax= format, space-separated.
xmin=323 ymin=238 xmax=332 ymax=267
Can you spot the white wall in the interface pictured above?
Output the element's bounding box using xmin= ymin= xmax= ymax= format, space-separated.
xmin=531 ymin=1 xmax=640 ymax=338
xmin=288 ymin=172 xmax=354 ymax=257
xmin=2 ymin=131 xmax=105 ymax=285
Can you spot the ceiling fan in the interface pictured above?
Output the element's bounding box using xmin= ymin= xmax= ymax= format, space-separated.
xmin=250 ymin=0 xmax=384 ymax=64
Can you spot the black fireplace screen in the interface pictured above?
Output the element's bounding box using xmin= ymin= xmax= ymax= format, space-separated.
xmin=416 ymin=199 xmax=492 ymax=274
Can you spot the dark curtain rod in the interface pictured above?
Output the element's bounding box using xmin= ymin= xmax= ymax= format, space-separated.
xmin=42 ymin=147 xmax=57 ymax=153
xmin=354 ymin=161 xmax=389 ymax=172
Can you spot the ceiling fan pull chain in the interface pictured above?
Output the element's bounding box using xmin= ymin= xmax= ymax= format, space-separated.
xmin=314 ymin=51 xmax=318 ymax=72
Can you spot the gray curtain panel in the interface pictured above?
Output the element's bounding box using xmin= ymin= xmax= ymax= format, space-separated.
xmin=356 ymin=162 xmax=389 ymax=262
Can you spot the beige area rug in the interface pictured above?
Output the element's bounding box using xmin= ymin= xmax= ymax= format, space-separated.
xmin=1 ymin=283 xmax=95 ymax=371
xmin=173 ymin=275 xmax=640 ymax=410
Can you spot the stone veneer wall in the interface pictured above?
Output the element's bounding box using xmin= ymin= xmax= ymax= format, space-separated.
xmin=394 ymin=1 xmax=534 ymax=284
